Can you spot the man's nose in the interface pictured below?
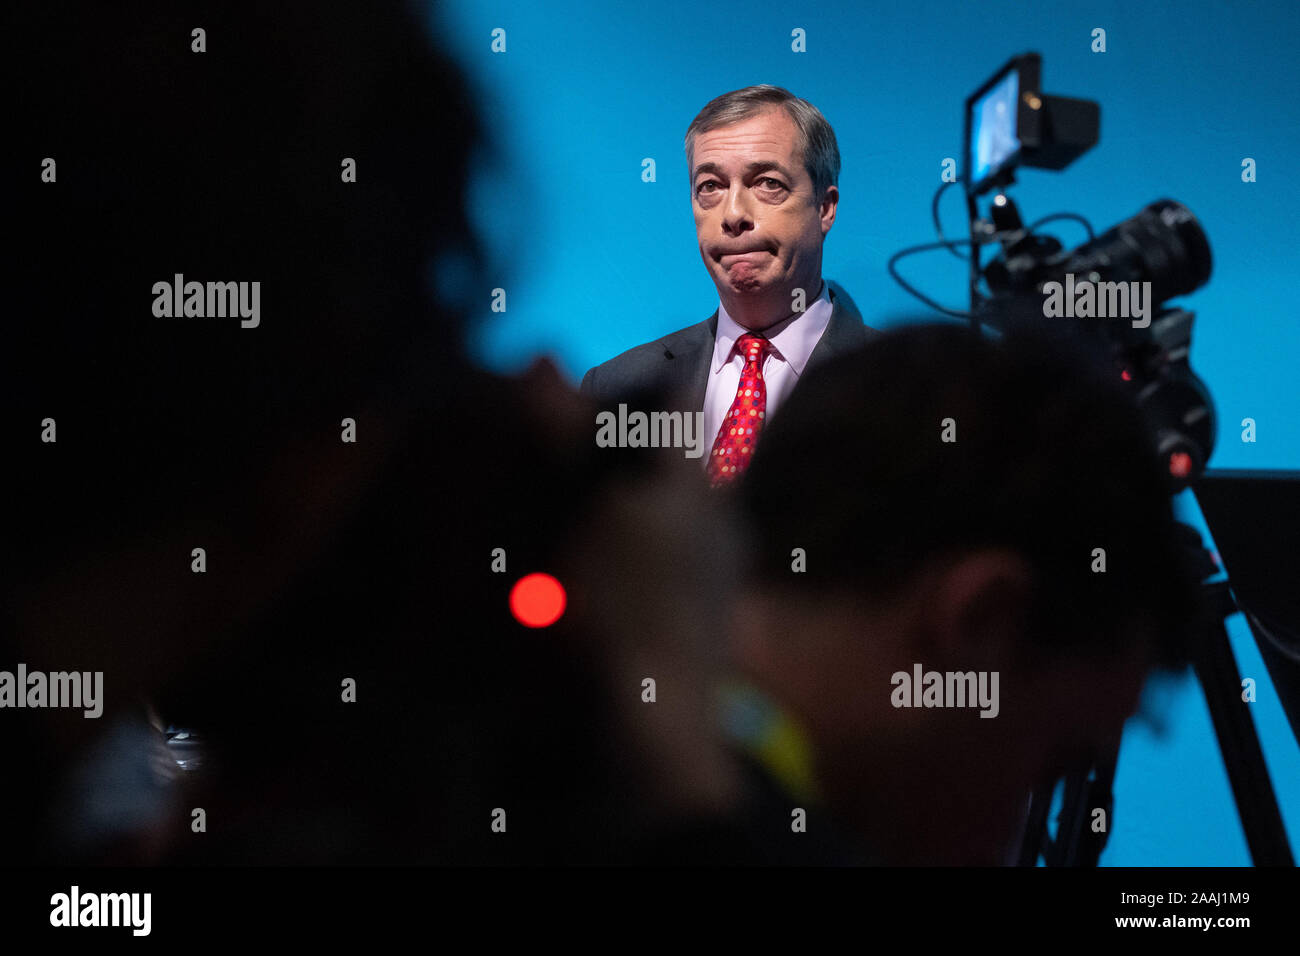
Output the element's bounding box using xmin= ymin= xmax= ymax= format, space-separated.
xmin=721 ymin=185 xmax=755 ymax=236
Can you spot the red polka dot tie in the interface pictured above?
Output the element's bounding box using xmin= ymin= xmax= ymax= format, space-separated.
xmin=707 ymin=332 xmax=773 ymax=486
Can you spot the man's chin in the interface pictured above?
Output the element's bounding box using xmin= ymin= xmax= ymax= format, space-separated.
xmin=720 ymin=268 xmax=769 ymax=296
xmin=727 ymin=278 xmax=765 ymax=295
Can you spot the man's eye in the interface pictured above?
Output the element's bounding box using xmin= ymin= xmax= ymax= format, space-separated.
xmin=758 ymin=177 xmax=786 ymax=190
xmin=697 ymin=181 xmax=718 ymax=194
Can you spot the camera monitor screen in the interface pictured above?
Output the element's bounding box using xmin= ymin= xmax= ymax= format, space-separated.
xmin=968 ymin=68 xmax=1020 ymax=193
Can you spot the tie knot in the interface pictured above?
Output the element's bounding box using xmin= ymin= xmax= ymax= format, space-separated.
xmin=736 ymin=333 xmax=771 ymax=365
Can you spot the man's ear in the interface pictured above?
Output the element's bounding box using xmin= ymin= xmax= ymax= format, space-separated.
xmin=819 ymin=184 xmax=838 ymax=234
xmin=914 ymin=549 xmax=1034 ymax=666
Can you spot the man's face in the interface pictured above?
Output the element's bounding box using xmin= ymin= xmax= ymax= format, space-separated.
xmin=690 ymin=107 xmax=836 ymax=329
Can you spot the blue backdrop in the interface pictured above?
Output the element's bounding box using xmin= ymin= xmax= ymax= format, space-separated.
xmin=429 ymin=0 xmax=1300 ymax=864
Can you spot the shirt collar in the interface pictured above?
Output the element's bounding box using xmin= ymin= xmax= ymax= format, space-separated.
xmin=712 ymin=279 xmax=832 ymax=375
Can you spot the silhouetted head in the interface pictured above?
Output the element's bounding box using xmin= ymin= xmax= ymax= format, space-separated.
xmin=734 ymin=321 xmax=1204 ymax=863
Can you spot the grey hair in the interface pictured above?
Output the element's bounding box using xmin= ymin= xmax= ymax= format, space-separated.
xmin=684 ymin=85 xmax=840 ymax=204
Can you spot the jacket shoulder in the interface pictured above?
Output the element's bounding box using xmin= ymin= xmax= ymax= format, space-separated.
xmin=579 ymin=317 xmax=713 ymax=399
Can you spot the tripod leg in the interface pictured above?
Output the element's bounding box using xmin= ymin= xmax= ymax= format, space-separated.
xmin=1017 ymin=784 xmax=1054 ymax=866
xmin=1195 ymin=596 xmax=1295 ymax=866
xmin=1048 ymin=759 xmax=1117 ymax=867
xmin=1074 ymin=756 xmax=1116 ymax=867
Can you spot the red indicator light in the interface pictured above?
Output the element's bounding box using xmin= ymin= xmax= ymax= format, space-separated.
xmin=509 ymin=573 xmax=567 ymax=628
xmin=1168 ymin=451 xmax=1193 ymax=479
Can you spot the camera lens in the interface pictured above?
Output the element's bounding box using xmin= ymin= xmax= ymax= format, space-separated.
xmin=1063 ymin=200 xmax=1212 ymax=307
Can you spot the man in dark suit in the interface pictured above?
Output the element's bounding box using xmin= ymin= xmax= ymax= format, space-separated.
xmin=581 ymin=85 xmax=879 ymax=485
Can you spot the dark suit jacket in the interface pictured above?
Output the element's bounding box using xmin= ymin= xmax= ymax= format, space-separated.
xmin=579 ymin=280 xmax=879 ymax=415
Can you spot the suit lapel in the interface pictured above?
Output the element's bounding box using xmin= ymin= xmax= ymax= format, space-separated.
xmin=657 ymin=313 xmax=716 ymax=412
xmin=805 ymin=281 xmax=868 ymax=375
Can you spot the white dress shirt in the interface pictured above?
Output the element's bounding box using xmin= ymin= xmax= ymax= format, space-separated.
xmin=702 ymin=280 xmax=834 ymax=460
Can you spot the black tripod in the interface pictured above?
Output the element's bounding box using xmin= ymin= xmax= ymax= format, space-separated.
xmin=1019 ymin=520 xmax=1296 ymax=867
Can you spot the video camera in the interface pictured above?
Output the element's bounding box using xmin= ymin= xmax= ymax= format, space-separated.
xmin=967 ymin=53 xmax=1215 ymax=488
xmin=892 ymin=52 xmax=1217 ymax=489
xmin=890 ymin=55 xmax=1296 ymax=869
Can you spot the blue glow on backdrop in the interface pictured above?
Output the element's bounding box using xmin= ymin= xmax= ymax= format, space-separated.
xmin=431 ymin=0 xmax=1300 ymax=865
